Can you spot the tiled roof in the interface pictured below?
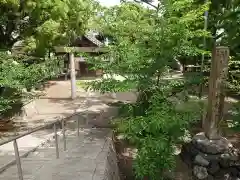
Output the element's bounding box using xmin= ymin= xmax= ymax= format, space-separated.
xmin=84 ymin=31 xmax=104 ymax=47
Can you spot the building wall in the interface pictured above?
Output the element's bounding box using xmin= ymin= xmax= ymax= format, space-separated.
xmin=75 ymin=61 xmax=103 ymax=77
xmin=71 ymin=35 xmax=104 ymax=77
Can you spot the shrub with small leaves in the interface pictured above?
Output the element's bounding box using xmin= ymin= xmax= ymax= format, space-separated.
xmin=0 ymin=52 xmax=63 ymax=117
xmin=114 ymin=84 xmax=200 ymax=180
xmin=89 ymin=0 xmax=209 ymax=179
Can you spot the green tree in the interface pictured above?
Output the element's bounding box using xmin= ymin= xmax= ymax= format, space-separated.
xmin=193 ymin=0 xmax=240 ymax=93
xmin=207 ymin=0 xmax=240 ymax=46
xmin=0 ymin=0 xmax=98 ymax=56
xmin=0 ymin=51 xmax=63 ymax=117
xmin=89 ymin=1 xmax=209 ymax=179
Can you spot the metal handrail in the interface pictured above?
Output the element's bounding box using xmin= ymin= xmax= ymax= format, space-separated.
xmin=0 ymin=111 xmax=88 ymax=180
xmin=0 ymin=112 xmax=77 ymax=146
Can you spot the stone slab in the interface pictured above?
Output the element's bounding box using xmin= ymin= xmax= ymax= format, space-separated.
xmin=0 ymin=128 xmax=120 ymax=180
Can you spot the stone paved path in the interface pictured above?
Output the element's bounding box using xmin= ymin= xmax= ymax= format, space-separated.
xmin=0 ymin=128 xmax=111 ymax=180
xmin=0 ymin=80 xmax=135 ymax=179
xmin=0 ymin=81 xmax=117 ymax=169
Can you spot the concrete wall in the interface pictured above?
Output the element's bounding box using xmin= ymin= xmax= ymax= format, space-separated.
xmin=104 ymin=137 xmax=121 ymax=180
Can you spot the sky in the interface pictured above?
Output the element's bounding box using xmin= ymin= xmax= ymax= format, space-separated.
xmin=97 ymin=0 xmax=120 ymax=7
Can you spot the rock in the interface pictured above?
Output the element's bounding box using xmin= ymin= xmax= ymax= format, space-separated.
xmin=194 ymin=155 xmax=210 ymax=166
xmin=229 ymin=148 xmax=240 ymax=158
xmin=228 ymin=167 xmax=239 ymax=177
xmin=215 ymin=170 xmax=236 ymax=180
xmin=174 ymin=146 xmax=181 ymax=155
xmin=192 ymin=132 xmax=230 ymax=155
xmin=223 ymin=174 xmax=232 ymax=180
xmin=180 ymin=143 xmax=199 ymax=166
xmin=182 ymin=143 xmax=200 ymax=157
xmin=221 ymin=153 xmax=239 ymax=162
xmin=219 ymin=160 xmax=230 ymax=168
xmin=219 ymin=173 xmax=232 ymax=180
xmin=180 ymin=150 xmax=192 ymax=166
xmin=218 ymin=153 xmax=240 ymax=168
xmin=220 ymin=155 xmax=232 ymax=168
xmin=193 ymin=165 xmax=208 ymax=179
xmin=203 ymin=153 xmax=221 ymax=162
xmin=208 ymin=161 xmax=220 ymax=175
xmin=181 ymin=143 xmax=200 ymax=160
xmin=187 ymin=133 xmax=240 ymax=180
xmin=230 ymin=161 xmax=240 ymax=167
xmin=206 ymin=175 xmax=214 ymax=180
xmin=237 ymin=165 xmax=240 ymax=171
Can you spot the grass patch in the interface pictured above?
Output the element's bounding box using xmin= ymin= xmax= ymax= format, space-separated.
xmin=76 ymin=80 xmax=88 ymax=89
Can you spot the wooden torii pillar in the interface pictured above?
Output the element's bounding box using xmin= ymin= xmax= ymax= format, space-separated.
xmin=204 ymin=46 xmax=229 ymax=140
xmin=55 ymin=47 xmax=108 ymax=99
xmin=69 ymin=53 xmax=76 ymax=99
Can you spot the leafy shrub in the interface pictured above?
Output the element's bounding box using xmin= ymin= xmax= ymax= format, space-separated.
xmin=228 ymin=58 xmax=240 ymax=94
xmin=225 ymin=101 xmax=240 ymax=132
xmin=200 ymin=57 xmax=240 ymax=94
xmin=88 ymin=0 xmax=209 ymax=179
xmin=89 ymin=78 xmax=137 ymax=93
xmin=0 ymin=52 xmax=63 ymax=117
xmin=113 ymin=83 xmax=199 ymax=180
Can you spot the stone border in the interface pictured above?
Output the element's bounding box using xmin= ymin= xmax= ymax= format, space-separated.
xmin=181 ymin=132 xmax=240 ymax=179
xmin=104 ymin=134 xmax=121 ymax=180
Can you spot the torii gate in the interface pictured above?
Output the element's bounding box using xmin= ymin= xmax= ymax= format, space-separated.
xmin=54 ymin=46 xmax=108 ymax=99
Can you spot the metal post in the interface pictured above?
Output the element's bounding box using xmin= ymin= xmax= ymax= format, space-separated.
xmin=54 ymin=124 xmax=59 ymax=159
xmin=200 ymin=1 xmax=209 ymax=82
xmin=69 ymin=53 xmax=76 ymax=99
xmin=13 ymin=140 xmax=23 ymax=180
xmin=77 ymin=117 xmax=80 ymax=137
xmin=62 ymin=120 xmax=66 ymax=151
xmin=199 ymin=0 xmax=209 ymax=127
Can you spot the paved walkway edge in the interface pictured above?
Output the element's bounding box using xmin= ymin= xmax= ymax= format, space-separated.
xmin=104 ymin=133 xmax=121 ymax=180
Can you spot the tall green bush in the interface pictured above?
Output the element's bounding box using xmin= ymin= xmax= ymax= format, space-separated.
xmin=113 ymin=82 xmax=199 ymax=179
xmin=0 ymin=52 xmax=63 ymax=117
xmin=87 ymin=0 xmax=209 ymax=179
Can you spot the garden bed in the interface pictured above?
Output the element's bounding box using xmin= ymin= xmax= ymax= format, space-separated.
xmin=113 ymin=132 xmax=136 ymax=180
xmin=113 ymin=132 xmax=193 ymax=180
